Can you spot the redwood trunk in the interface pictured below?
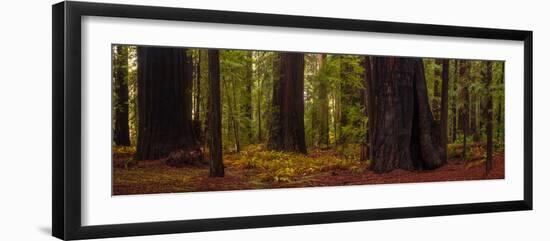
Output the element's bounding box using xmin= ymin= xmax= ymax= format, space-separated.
xmin=318 ymin=54 xmax=329 ymax=147
xmin=208 ymin=50 xmax=224 ymax=177
xmin=113 ymin=45 xmax=131 ymax=146
xmin=370 ymin=57 xmax=445 ymax=173
xmin=135 ymin=47 xmax=202 ymax=165
xmin=267 ymin=52 xmax=307 ymax=154
xmin=361 ymin=56 xmax=373 ymax=161
xmin=485 ymin=61 xmax=494 ymax=174
xmin=440 ymin=59 xmax=449 ymax=162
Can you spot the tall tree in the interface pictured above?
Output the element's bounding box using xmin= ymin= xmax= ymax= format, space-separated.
xmin=135 ymin=47 xmax=202 ymax=165
xmin=243 ymin=51 xmax=254 ymax=143
xmin=268 ymin=52 xmax=307 ymax=154
xmin=113 ymin=45 xmax=131 ymax=146
xmin=208 ymin=49 xmax=224 ymax=177
xmin=317 ymin=54 xmax=330 ymax=147
xmin=360 ymin=56 xmax=373 ymax=162
xmin=451 ymin=60 xmax=459 ymax=143
xmin=484 ymin=61 xmax=494 ymax=174
xmin=459 ymin=60 xmax=470 ymax=161
xmin=369 ymin=57 xmax=445 ymax=173
xmin=440 ymin=59 xmax=450 ymax=162
xmin=193 ymin=50 xmax=202 ymax=137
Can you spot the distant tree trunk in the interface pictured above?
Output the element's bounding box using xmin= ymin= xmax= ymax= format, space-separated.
xmin=440 ymin=59 xmax=449 ymax=162
xmin=227 ymin=75 xmax=241 ymax=153
xmin=484 ymin=61 xmax=494 ymax=174
xmin=193 ymin=51 xmax=201 ymax=123
xmin=451 ymin=60 xmax=459 ymax=143
xmin=433 ymin=59 xmax=441 ymax=121
xmin=243 ymin=51 xmax=253 ymax=143
xmin=369 ymin=57 xmax=445 ymax=173
xmin=268 ymin=52 xmax=307 ymax=154
xmin=113 ymin=45 xmax=131 ymax=146
xmin=207 ymin=50 xmax=224 ymax=177
xmin=192 ymin=50 xmax=203 ymax=144
xmin=318 ymin=54 xmax=329 ymax=147
xmin=135 ymin=47 xmax=202 ymax=165
xmin=459 ymin=61 xmax=470 ymax=161
xmin=360 ymin=56 xmax=373 ymax=162
xmin=257 ymin=77 xmax=263 ymax=143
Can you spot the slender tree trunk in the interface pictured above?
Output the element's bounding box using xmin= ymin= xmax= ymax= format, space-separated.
xmin=485 ymin=61 xmax=494 ymax=174
xmin=318 ymin=54 xmax=329 ymax=147
xmin=257 ymin=77 xmax=263 ymax=143
xmin=433 ymin=59 xmax=441 ymax=121
xmin=230 ymin=77 xmax=241 ymax=152
xmin=267 ymin=52 xmax=307 ymax=154
xmin=194 ymin=51 xmax=201 ymax=122
xmin=244 ymin=51 xmax=253 ymax=143
xmin=207 ymin=50 xmax=224 ymax=177
xmin=135 ymin=47 xmax=202 ymax=165
xmin=451 ymin=60 xmax=459 ymax=143
xmin=360 ymin=56 xmax=373 ymax=162
xmin=113 ymin=45 xmax=131 ymax=146
xmin=459 ymin=60 xmax=470 ymax=161
xmin=440 ymin=59 xmax=449 ymax=162
xmin=369 ymin=57 xmax=445 ymax=173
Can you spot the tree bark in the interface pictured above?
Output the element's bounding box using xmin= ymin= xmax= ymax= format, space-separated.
xmin=361 ymin=56 xmax=373 ymax=162
xmin=484 ymin=61 xmax=494 ymax=174
xmin=113 ymin=45 xmax=131 ymax=146
xmin=267 ymin=52 xmax=307 ymax=154
xmin=243 ymin=51 xmax=253 ymax=143
xmin=459 ymin=60 xmax=470 ymax=161
xmin=440 ymin=59 xmax=449 ymax=162
xmin=369 ymin=57 xmax=445 ymax=173
xmin=318 ymin=54 xmax=329 ymax=147
xmin=451 ymin=60 xmax=459 ymax=143
xmin=207 ymin=50 xmax=224 ymax=177
xmin=135 ymin=47 xmax=202 ymax=165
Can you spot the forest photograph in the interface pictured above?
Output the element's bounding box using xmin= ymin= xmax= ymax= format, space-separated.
xmin=111 ymin=45 xmax=505 ymax=195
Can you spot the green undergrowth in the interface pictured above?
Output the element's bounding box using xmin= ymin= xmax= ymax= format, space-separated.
xmin=227 ymin=144 xmax=367 ymax=183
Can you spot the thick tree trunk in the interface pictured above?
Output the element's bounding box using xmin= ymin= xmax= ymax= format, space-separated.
xmin=485 ymin=61 xmax=494 ymax=174
xmin=440 ymin=59 xmax=449 ymax=162
xmin=135 ymin=47 xmax=202 ymax=165
xmin=267 ymin=52 xmax=307 ymax=154
xmin=207 ymin=50 xmax=224 ymax=177
xmin=369 ymin=57 xmax=445 ymax=173
xmin=113 ymin=45 xmax=131 ymax=146
xmin=193 ymin=50 xmax=202 ymax=139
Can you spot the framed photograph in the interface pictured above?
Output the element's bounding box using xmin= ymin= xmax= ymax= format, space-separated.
xmin=52 ymin=1 xmax=533 ymax=240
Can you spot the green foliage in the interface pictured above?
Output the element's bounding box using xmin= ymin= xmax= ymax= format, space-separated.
xmin=231 ymin=145 xmax=366 ymax=183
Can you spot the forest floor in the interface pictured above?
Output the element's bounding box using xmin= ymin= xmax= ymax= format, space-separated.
xmin=112 ymin=144 xmax=504 ymax=195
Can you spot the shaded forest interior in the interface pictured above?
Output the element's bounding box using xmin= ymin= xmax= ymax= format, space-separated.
xmin=112 ymin=45 xmax=505 ymax=195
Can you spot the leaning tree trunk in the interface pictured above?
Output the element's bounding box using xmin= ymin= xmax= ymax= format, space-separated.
xmin=484 ymin=61 xmax=494 ymax=174
xmin=113 ymin=45 xmax=131 ymax=146
xmin=369 ymin=57 xmax=445 ymax=173
xmin=207 ymin=50 xmax=224 ymax=177
xmin=267 ymin=52 xmax=307 ymax=154
xmin=135 ymin=47 xmax=202 ymax=165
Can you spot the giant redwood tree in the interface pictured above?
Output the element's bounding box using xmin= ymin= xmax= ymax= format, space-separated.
xmin=268 ymin=52 xmax=307 ymax=154
xmin=113 ymin=45 xmax=131 ymax=146
xmin=135 ymin=47 xmax=202 ymax=165
xmin=207 ymin=49 xmax=224 ymax=177
xmin=369 ymin=57 xmax=445 ymax=173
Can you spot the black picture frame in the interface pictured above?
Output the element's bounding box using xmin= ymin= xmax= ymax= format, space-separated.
xmin=52 ymin=1 xmax=533 ymax=240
